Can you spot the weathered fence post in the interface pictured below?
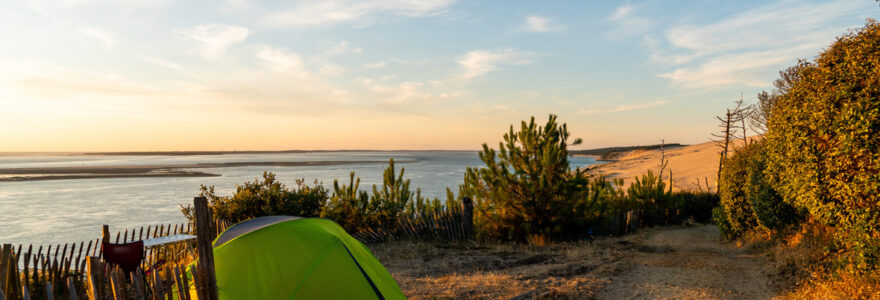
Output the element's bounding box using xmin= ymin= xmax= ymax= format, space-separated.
xmin=101 ymin=225 xmax=110 ymax=245
xmin=0 ymin=244 xmax=11 ymax=300
xmin=85 ymin=256 xmax=101 ymax=300
xmin=461 ymin=197 xmax=473 ymax=240
xmin=194 ymin=196 xmax=219 ymax=300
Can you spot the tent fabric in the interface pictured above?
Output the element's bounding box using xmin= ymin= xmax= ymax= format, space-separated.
xmin=209 ymin=216 xmax=405 ymax=300
xmin=213 ymin=215 xmax=301 ymax=247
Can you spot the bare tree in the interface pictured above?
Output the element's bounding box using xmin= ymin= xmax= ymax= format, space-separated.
xmin=735 ymin=94 xmax=752 ymax=148
xmin=657 ymin=139 xmax=672 ymax=192
xmin=749 ymin=64 xmax=806 ymax=135
xmin=712 ymin=99 xmax=748 ymax=191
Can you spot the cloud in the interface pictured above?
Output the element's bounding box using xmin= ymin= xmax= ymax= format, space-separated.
xmin=363 ymin=61 xmax=387 ymax=68
xmin=521 ymin=15 xmax=562 ymax=33
xmin=223 ymin=0 xmax=250 ymax=11
xmin=607 ymin=4 xmax=650 ymax=34
xmin=608 ymin=4 xmax=634 ymax=21
xmin=317 ymin=41 xmax=363 ymax=57
xmin=356 ymin=76 xmax=459 ymax=104
xmin=261 ymin=0 xmax=455 ymax=28
xmin=80 ymin=26 xmax=116 ymax=47
xmin=173 ymin=24 xmax=250 ymax=59
xmin=255 ymin=45 xmax=307 ymax=75
xmin=255 ymin=44 xmax=352 ymax=77
xmin=652 ymin=0 xmax=871 ymax=89
xmin=140 ymin=56 xmax=183 ymax=71
xmin=576 ymin=100 xmax=667 ymax=115
xmin=456 ymin=48 xmax=534 ymax=79
xmin=659 ymin=45 xmax=816 ymax=89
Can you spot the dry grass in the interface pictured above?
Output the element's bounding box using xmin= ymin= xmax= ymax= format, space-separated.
xmin=369 ymin=239 xmax=626 ymax=299
xmin=778 ymin=270 xmax=880 ymax=299
xmin=737 ymin=221 xmax=880 ymax=299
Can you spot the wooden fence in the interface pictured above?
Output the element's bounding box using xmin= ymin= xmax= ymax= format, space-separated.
xmin=352 ymin=197 xmax=474 ymax=243
xmin=0 ymin=197 xmax=226 ymax=300
xmin=592 ymin=206 xmax=684 ymax=237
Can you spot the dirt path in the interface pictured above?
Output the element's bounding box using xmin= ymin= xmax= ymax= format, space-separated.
xmin=597 ymin=225 xmax=773 ymax=299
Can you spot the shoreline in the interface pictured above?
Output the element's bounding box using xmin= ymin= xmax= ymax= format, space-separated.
xmin=0 ymin=160 xmax=417 ymax=182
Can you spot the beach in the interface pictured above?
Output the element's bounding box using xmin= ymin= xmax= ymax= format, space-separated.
xmin=587 ymin=139 xmax=754 ymax=192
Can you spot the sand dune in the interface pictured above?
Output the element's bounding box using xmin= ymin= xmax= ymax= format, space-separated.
xmin=588 ymin=138 xmax=754 ymax=192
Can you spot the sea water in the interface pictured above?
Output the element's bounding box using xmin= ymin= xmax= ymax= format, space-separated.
xmin=0 ymin=151 xmax=598 ymax=245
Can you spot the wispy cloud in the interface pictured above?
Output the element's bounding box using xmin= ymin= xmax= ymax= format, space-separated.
xmin=520 ymin=15 xmax=562 ymax=33
xmin=363 ymin=61 xmax=387 ymax=68
xmin=261 ymin=0 xmax=455 ymax=28
xmin=255 ymin=45 xmax=307 ymax=75
xmin=80 ymin=26 xmax=117 ymax=47
xmin=456 ymin=48 xmax=534 ymax=79
xmin=223 ymin=0 xmax=251 ymax=11
xmin=652 ymin=0 xmax=869 ymax=89
xmin=316 ymin=41 xmax=363 ymax=57
xmin=607 ymin=4 xmax=650 ymax=34
xmin=576 ymin=100 xmax=667 ymax=115
xmin=173 ymin=24 xmax=250 ymax=59
xmin=140 ymin=56 xmax=183 ymax=71
xmin=356 ymin=76 xmax=459 ymax=104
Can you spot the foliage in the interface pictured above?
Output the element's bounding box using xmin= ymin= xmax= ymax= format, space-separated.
xmin=321 ymin=171 xmax=372 ymax=233
xmin=745 ymin=143 xmax=802 ymax=231
xmin=182 ymin=172 xmax=327 ymax=223
xmin=717 ymin=144 xmax=760 ymax=239
xmin=764 ymin=20 xmax=880 ymax=269
xmin=716 ymin=141 xmax=801 ymax=239
xmin=321 ymin=159 xmax=441 ymax=233
xmin=462 ymin=115 xmax=608 ymax=242
xmin=669 ymin=191 xmax=719 ymax=223
xmin=626 ymin=170 xmax=671 ymax=209
xmin=712 ymin=205 xmax=734 ymax=240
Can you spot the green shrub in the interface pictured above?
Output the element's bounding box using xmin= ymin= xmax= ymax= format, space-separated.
xmin=626 ymin=170 xmax=671 ymax=209
xmin=718 ymin=144 xmax=760 ymax=238
xmin=712 ymin=205 xmax=734 ymax=240
xmin=321 ymin=159 xmax=437 ymax=233
xmin=321 ymin=171 xmax=372 ymax=233
xmin=745 ymin=143 xmax=802 ymax=231
xmin=462 ymin=115 xmax=608 ymax=242
xmin=764 ymin=20 xmax=880 ymax=269
xmin=186 ymin=172 xmax=327 ymax=223
xmin=670 ymin=191 xmax=719 ymax=223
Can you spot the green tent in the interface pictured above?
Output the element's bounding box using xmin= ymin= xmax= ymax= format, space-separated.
xmin=208 ymin=216 xmax=405 ymax=299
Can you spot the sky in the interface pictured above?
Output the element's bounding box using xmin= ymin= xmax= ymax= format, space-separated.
xmin=0 ymin=0 xmax=877 ymax=152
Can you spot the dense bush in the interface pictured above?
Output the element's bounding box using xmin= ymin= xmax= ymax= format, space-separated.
xmin=321 ymin=159 xmax=444 ymax=233
xmin=716 ymin=142 xmax=801 ymax=239
xmin=185 ymin=159 xmax=446 ymax=233
xmin=626 ymin=170 xmax=671 ymax=209
xmin=764 ymin=20 xmax=880 ymax=269
xmin=185 ymin=172 xmax=327 ymax=223
xmin=745 ymin=143 xmax=801 ymax=231
xmin=462 ymin=115 xmax=609 ymax=242
xmin=669 ymin=191 xmax=719 ymax=223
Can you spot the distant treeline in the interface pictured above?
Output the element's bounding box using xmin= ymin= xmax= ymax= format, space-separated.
xmin=570 ymin=143 xmax=685 ymax=160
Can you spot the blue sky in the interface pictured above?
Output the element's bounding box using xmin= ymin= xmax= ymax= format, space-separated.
xmin=0 ymin=0 xmax=877 ymax=151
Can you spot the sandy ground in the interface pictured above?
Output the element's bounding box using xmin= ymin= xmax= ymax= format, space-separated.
xmin=597 ymin=225 xmax=773 ymax=299
xmin=589 ymin=139 xmax=755 ymax=193
xmin=373 ymin=224 xmax=774 ymax=299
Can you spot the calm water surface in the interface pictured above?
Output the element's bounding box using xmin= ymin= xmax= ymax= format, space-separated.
xmin=0 ymin=151 xmax=598 ymax=245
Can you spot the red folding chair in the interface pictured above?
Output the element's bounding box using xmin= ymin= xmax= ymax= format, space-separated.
xmin=101 ymin=241 xmax=145 ymax=273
